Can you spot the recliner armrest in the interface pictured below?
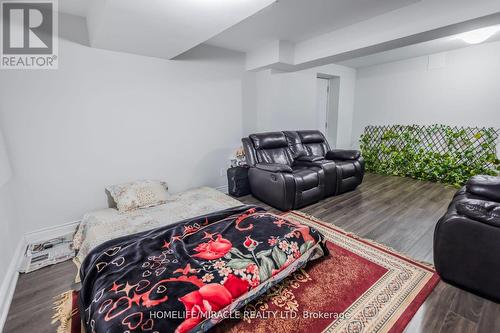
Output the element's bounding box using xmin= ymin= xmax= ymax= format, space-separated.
xmin=466 ymin=175 xmax=500 ymax=202
xmin=326 ymin=149 xmax=361 ymax=161
xmin=456 ymin=199 xmax=500 ymax=227
xmin=296 ymin=155 xmax=324 ymax=162
xmin=255 ymin=163 xmax=293 ymax=173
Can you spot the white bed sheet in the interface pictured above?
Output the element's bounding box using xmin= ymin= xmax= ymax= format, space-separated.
xmin=73 ymin=187 xmax=242 ymax=268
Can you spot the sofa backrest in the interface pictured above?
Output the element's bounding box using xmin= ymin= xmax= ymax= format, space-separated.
xmin=295 ymin=130 xmax=330 ymax=157
xmin=283 ymin=131 xmax=305 ymax=158
xmin=242 ymin=130 xmax=331 ymax=166
xmin=245 ymin=132 xmax=294 ymax=166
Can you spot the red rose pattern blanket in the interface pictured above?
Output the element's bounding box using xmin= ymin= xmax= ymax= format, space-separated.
xmin=79 ymin=205 xmax=328 ymax=333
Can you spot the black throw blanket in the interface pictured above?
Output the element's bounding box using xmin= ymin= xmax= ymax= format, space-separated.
xmin=79 ymin=205 xmax=328 ymax=333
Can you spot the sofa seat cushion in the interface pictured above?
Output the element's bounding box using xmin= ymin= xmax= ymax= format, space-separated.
xmin=335 ymin=161 xmax=357 ymax=178
xmin=293 ymin=158 xmax=337 ymax=197
xmin=296 ymin=155 xmax=324 ymax=162
xmin=292 ymin=166 xmax=321 ymax=191
xmin=255 ymin=163 xmax=293 ymax=173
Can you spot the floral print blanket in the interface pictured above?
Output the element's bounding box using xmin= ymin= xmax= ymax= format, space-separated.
xmin=79 ymin=205 xmax=328 ymax=333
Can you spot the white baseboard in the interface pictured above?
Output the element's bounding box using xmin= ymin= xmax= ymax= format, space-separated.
xmin=215 ymin=185 xmax=229 ymax=194
xmin=0 ymin=237 xmax=26 ymax=331
xmin=24 ymin=219 xmax=80 ymax=244
xmin=0 ymin=220 xmax=81 ymax=330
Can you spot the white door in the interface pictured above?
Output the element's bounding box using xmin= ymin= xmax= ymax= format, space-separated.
xmin=316 ymin=77 xmax=340 ymax=147
xmin=316 ymin=78 xmax=330 ymax=134
xmin=327 ymin=78 xmax=340 ymax=147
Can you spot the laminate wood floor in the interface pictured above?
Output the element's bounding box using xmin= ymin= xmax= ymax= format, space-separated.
xmin=4 ymin=173 xmax=500 ymax=333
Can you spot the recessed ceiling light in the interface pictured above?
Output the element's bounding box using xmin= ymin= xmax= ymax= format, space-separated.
xmin=454 ymin=26 xmax=500 ymax=44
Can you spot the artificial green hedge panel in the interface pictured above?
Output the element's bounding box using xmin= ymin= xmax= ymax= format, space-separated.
xmin=360 ymin=124 xmax=500 ymax=187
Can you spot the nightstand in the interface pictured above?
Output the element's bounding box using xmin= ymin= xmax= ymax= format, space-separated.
xmin=227 ymin=165 xmax=250 ymax=197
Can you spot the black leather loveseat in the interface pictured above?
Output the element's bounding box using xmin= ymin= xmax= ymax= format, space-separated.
xmin=434 ymin=175 xmax=500 ymax=302
xmin=242 ymin=130 xmax=364 ymax=211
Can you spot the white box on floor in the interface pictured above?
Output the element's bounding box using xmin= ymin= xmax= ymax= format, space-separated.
xmin=19 ymin=234 xmax=75 ymax=273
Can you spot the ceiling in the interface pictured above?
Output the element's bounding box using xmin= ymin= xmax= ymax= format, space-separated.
xmin=207 ymin=0 xmax=420 ymax=52
xmin=59 ymin=0 xmax=88 ymax=17
xmin=339 ymin=27 xmax=500 ymax=68
xmin=60 ymin=0 xmax=276 ymax=59
xmin=57 ymin=0 xmax=500 ymax=70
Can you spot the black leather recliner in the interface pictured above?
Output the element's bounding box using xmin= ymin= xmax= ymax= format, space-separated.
xmin=434 ymin=175 xmax=500 ymax=302
xmin=284 ymin=131 xmax=338 ymax=196
xmin=287 ymin=130 xmax=365 ymax=195
xmin=242 ymin=132 xmax=326 ymax=211
xmin=242 ymin=130 xmax=364 ymax=210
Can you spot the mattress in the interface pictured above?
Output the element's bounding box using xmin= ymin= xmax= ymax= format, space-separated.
xmin=73 ymin=187 xmax=242 ymax=269
xmin=78 ymin=206 xmax=328 ymax=333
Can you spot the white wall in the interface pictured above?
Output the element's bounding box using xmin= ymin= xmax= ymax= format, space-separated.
xmin=0 ymin=183 xmax=20 ymax=285
xmin=244 ymin=64 xmax=357 ymax=148
xmin=7 ymin=14 xmax=499 ymax=239
xmin=0 ymin=14 xmax=246 ymax=233
xmin=0 ymin=127 xmax=18 ymax=278
xmin=352 ymin=41 xmax=500 ymax=148
xmin=0 ymin=131 xmax=11 ymax=187
xmin=0 ymin=128 xmax=21 ymax=325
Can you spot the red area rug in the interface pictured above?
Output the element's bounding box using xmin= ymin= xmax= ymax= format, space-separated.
xmin=53 ymin=211 xmax=439 ymax=333
xmin=212 ymin=211 xmax=439 ymax=333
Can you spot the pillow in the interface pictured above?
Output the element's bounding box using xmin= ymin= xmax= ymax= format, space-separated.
xmin=106 ymin=180 xmax=169 ymax=212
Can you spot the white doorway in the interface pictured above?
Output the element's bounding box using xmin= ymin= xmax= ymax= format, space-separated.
xmin=316 ymin=75 xmax=340 ymax=147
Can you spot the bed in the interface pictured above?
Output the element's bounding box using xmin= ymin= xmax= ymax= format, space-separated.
xmin=78 ymin=205 xmax=328 ymax=333
xmin=73 ymin=187 xmax=242 ymax=272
